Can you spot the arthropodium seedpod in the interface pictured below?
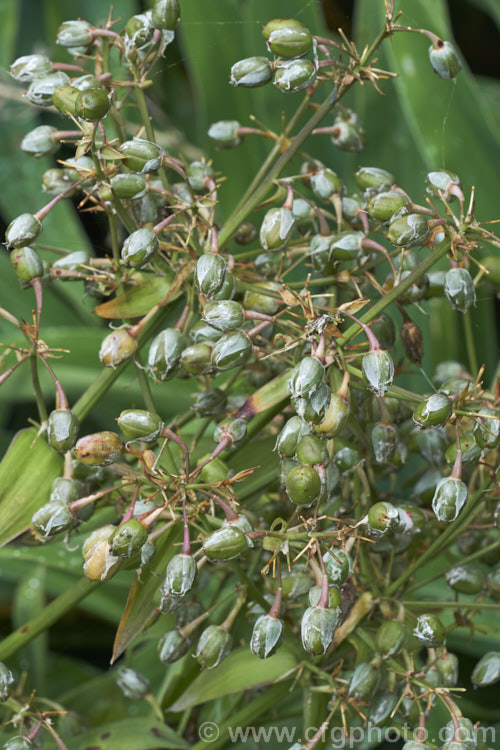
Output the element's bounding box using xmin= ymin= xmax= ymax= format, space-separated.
xmin=152 ymin=0 xmax=180 ymax=30
xmin=117 ymin=409 xmax=163 ymax=443
xmin=121 ymin=228 xmax=160 ymax=267
xmin=3 ymin=738 xmax=33 ymax=750
xmin=371 ymin=423 xmax=397 ymax=464
xmin=202 ymin=300 xmax=244 ymax=332
xmin=432 ymin=476 xmax=468 ymax=522
xmin=27 ymin=71 xmax=70 ymax=106
xmin=413 ymin=613 xmax=446 ymax=647
xmin=259 ymin=207 xmax=296 ymax=250
xmin=444 ymin=268 xmax=476 ymax=312
xmin=375 ymin=620 xmax=407 ymax=657
xmin=192 ymin=388 xmax=227 ymax=417
xmin=203 ymin=526 xmax=248 ymax=562
xmin=164 ymin=554 xmax=197 ymax=597
xmin=355 ymin=166 xmax=394 ymax=193
xmin=367 ymin=191 xmax=409 ymax=222
xmin=348 ymin=663 xmax=380 ymax=700
xmin=148 ymin=328 xmax=185 ymax=380
xmin=445 ymin=564 xmax=485 ymax=595
xmin=273 ymin=59 xmax=316 ymax=93
xmin=21 ymin=125 xmax=59 ymax=158
xmin=10 ymin=247 xmax=43 ymax=282
xmin=109 ymin=520 xmax=148 ymax=558
xmin=157 ymin=629 xmax=190 ymax=664
xmin=473 ymin=408 xmax=500 ymax=449
xmin=267 ymin=25 xmax=313 ymax=58
xmin=413 ymin=393 xmax=452 ymax=429
xmin=310 ymin=234 xmax=335 ymax=274
xmin=308 ymin=584 xmax=342 ymax=611
xmin=211 ymin=330 xmax=253 ymax=371
xmin=208 ymin=120 xmax=242 ymax=149
xmin=82 ymin=525 xmax=122 ymax=582
xmin=74 ymin=431 xmax=124 ymax=466
xmin=56 ymin=20 xmax=93 ymax=47
xmin=275 ymin=416 xmax=311 ymax=457
xmin=5 ymin=214 xmax=42 ymax=248
xmin=75 ymin=88 xmax=110 ymax=121
xmin=125 ymin=14 xmax=155 ymax=48
xmin=361 ymin=349 xmax=394 ymax=397
xmin=426 ymin=170 xmax=461 ymax=200
xmin=32 ymin=501 xmax=74 ymax=539
xmin=10 ymin=53 xmax=52 ymax=81
xmin=285 ymin=465 xmax=322 ymax=505
xmin=194 ymin=253 xmax=228 ymax=298
xmin=47 ymin=409 xmax=79 ymax=452
xmin=250 ymin=614 xmax=284 ymax=659
xmin=429 ymin=39 xmax=462 ymax=81
xmin=230 ymin=57 xmax=273 ymax=87
xmin=120 ymin=138 xmax=162 ymax=172
xmin=288 ymin=356 xmax=325 ymax=399
xmin=471 ymin=651 xmax=500 ymax=687
xmin=186 ymin=161 xmax=215 ymax=192
xmin=322 ymin=550 xmax=352 ymax=585
xmin=99 ymin=328 xmax=138 ymax=368
xmin=368 ymin=501 xmax=399 ymax=534
xmin=387 ymin=213 xmax=429 ymax=247
xmin=295 ymin=435 xmax=326 ymax=465
xmin=116 ymin=667 xmax=150 ymax=700
xmin=436 ymin=651 xmax=459 ymax=687
xmin=301 ymin=606 xmax=338 ymax=655
xmin=196 ymin=625 xmax=233 ymax=669
xmin=0 ymin=663 xmax=15 ymax=701
xmin=110 ymin=172 xmax=147 ymax=200
xmin=310 ymin=168 xmax=342 ymax=202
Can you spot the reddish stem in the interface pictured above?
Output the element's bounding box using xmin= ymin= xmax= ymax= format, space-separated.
xmin=213 ymin=495 xmax=239 ymax=522
xmin=341 ymin=310 xmax=380 ymax=351
xmin=0 ymin=355 xmax=29 ymax=386
xmin=451 ymin=449 xmax=463 ymax=480
xmin=40 ymin=357 xmax=69 ymax=410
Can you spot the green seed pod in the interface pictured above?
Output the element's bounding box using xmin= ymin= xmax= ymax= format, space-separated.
xmin=120 ymin=138 xmax=162 ymax=173
xmin=243 ymin=282 xmax=280 ymax=315
xmin=27 ymin=71 xmax=70 ymax=106
xmin=334 ymin=441 xmax=362 ymax=475
xmin=371 ymin=423 xmax=397 ymax=464
xmin=262 ymin=18 xmax=305 ymax=40
xmin=230 ymin=56 xmax=273 ymax=87
xmin=310 ymin=168 xmax=342 ymax=202
xmin=208 ymin=120 xmax=242 ymax=149
xmin=367 ymin=190 xmax=409 ymax=222
xmin=255 ymin=250 xmax=291 ymax=277
xmin=202 ymin=300 xmax=244 ymax=332
xmin=152 ymin=0 xmax=180 ymax=29
xmin=74 ymin=431 xmax=124 ymax=466
xmin=56 ymin=20 xmax=92 ymax=47
xmin=342 ymin=193 xmax=364 ymax=225
xmin=52 ymin=84 xmax=80 ymax=115
xmin=426 ymin=170 xmax=461 ymax=200
xmin=445 ymin=564 xmax=485 ymax=595
xmin=186 ymin=161 xmax=215 ymax=192
xmin=159 ymin=589 xmax=185 ymax=615
xmin=63 ymin=155 xmax=95 ymax=188
xmin=116 ymin=666 xmax=150 ymax=700
xmin=267 ymin=25 xmax=312 ymax=58
xmin=367 ymin=693 xmax=398 ymax=726
xmin=301 ymin=606 xmax=338 ymax=655
xmin=413 ymin=393 xmax=452 ymax=429
xmin=289 ymin=356 xmax=325 ymax=399
xmin=121 ymin=228 xmax=159 ymax=268
xmin=439 ymin=377 xmax=471 ymax=399
xmin=211 ymin=330 xmax=252 ymax=371
xmin=75 ymin=88 xmax=109 ymax=121
xmin=375 ymin=620 xmax=407 ymax=657
xmin=47 ymin=409 xmax=79 ymax=452
xmin=83 ymin=526 xmax=122 ymax=581
xmin=323 ymin=549 xmax=352 ymax=585
xmin=250 ymin=614 xmax=284 ymax=659
xmin=203 ymin=526 xmax=248 ymax=562
xmin=260 ymin=207 xmax=296 ymax=250
xmin=50 ymin=477 xmax=79 ymax=504
xmin=164 ymin=554 xmax=197 ymax=597
xmin=487 ymin=567 xmax=500 ymax=601
xmin=209 ymin=270 xmax=236 ymax=301
xmin=32 ymin=501 xmax=73 ymax=539
xmin=194 ymin=253 xmax=227 ymax=299
xmin=0 ymin=663 xmax=14 ymax=701
xmin=415 ymin=427 xmax=447 ymax=465
xmin=275 ymin=416 xmax=311 ymax=458
xmin=413 ymin=613 xmax=446 ymax=647
xmin=294 ymin=382 xmax=332 ymax=426
xmin=223 ymin=514 xmax=254 ymax=548
xmin=42 ymin=167 xmax=75 ymax=197
xmin=370 ymin=313 xmax=396 ymax=350
xmin=10 ymin=53 xmax=51 ymax=81
xmin=5 ymin=214 xmax=42 ymax=248
xmin=10 ymin=246 xmax=43 ymax=281
xmin=148 ymin=328 xmax=185 ymax=380
xmin=355 ymin=166 xmax=394 ymax=193
xmin=158 ymin=629 xmax=190 ymax=664
xmin=432 ymin=476 xmax=467 ymax=522
xmin=310 ymin=234 xmax=335 ymax=274
xmin=368 ymin=501 xmax=399 ymax=534
xmin=429 ymin=39 xmax=462 ymax=80
xmin=21 ymin=125 xmax=58 ymax=158
xmin=234 ymin=221 xmax=257 ymax=245
xmin=387 ymin=213 xmax=429 ymax=247
xmin=110 ymin=172 xmax=146 ymax=200
xmin=330 ymin=230 xmax=364 ymax=261
xmin=444 ymin=268 xmax=476 ymax=312
xmin=140 ymin=540 xmax=156 ymax=567
xmin=296 ymin=435 xmax=326 ymax=465
xmin=436 ymin=651 xmax=459 ymax=687
xmin=213 ymin=417 xmax=247 ymax=445
xmin=442 ymin=719 xmax=475 ymax=750
xmin=126 ymin=14 xmax=155 ymax=48
xmin=293 ymin=198 xmax=313 ymax=227
xmin=361 ymin=350 xmax=394 ymax=397
xmin=331 ymin=120 xmax=365 ymax=152
xmin=192 ymin=388 xmax=227 ymax=417
xmin=273 ymin=59 xmax=316 ymax=92
xmin=196 ymin=625 xmax=232 ymax=669
xmin=3 ymin=738 xmax=32 ymax=750
xmin=197 ymin=455 xmax=229 ymax=484
xmin=190 ymin=320 xmax=224 ymax=344
xmin=109 ymin=520 xmax=148 ymax=558
xmin=472 ymin=651 xmax=500 ymax=687
xmin=308 ymin=584 xmax=342 ymax=611
xmin=348 ymin=662 xmax=381 ymax=701
xmin=72 ymin=74 xmax=101 ymax=91
xmin=285 ymin=464 xmax=321 ymax=505
xmin=474 ymin=408 xmax=500 ymax=449
xmin=99 ymin=328 xmax=138 ymax=368
xmin=117 ymin=409 xmax=163 ymax=443
xmin=180 ymin=343 xmax=212 ymax=375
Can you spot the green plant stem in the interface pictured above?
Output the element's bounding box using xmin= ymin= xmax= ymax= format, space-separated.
xmin=400 ymin=600 xmax=500 ymax=610
xmin=346 ymin=363 xmax=422 ymax=404
xmin=134 ymin=352 xmax=156 ymax=412
xmin=0 ymin=577 xmax=95 ymax=661
xmin=108 ymin=211 xmax=121 ymax=268
xmin=463 ymin=311 xmax=479 ymax=375
xmin=30 ymin=353 xmax=48 ymax=424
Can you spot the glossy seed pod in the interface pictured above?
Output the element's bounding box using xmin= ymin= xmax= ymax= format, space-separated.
xmin=275 ymin=416 xmax=311 ymax=457
xmin=230 ymin=56 xmax=273 ymax=87
xmin=75 ymin=88 xmax=110 ymax=121
xmin=244 ymin=282 xmax=280 ymax=315
xmin=416 ymin=427 xmax=447 ymax=465
xmin=375 ymin=620 xmax=407 ymax=657
xmin=27 ymin=71 xmax=70 ymax=106
xmin=223 ymin=514 xmax=254 ymax=548
xmin=334 ymin=441 xmax=362 ymax=475
xmin=164 ymin=554 xmax=197 ymax=597
xmin=445 ymin=564 xmax=485 ymax=595
xmin=301 ymin=606 xmax=338 ymax=655
xmin=47 ymin=409 xmax=79 ymax=452
xmin=117 ymin=409 xmax=163 ymax=443
xmin=262 ymin=18 xmax=305 ymax=39
xmin=186 ymin=161 xmax=215 ymax=192
xmin=439 ymin=377 xmax=471 ymax=399
xmin=432 ymin=476 xmax=468 ymax=522
xmin=288 ymin=357 xmax=325 ymax=399
xmin=109 ymin=520 xmax=148 ymax=558
xmin=120 ymin=137 xmax=161 ymax=172
xmin=32 ymin=501 xmax=74 ymax=539
xmin=250 ymin=614 xmax=284 ymax=659
xmin=369 ymin=313 xmax=396 ymax=351
xmin=213 ymin=417 xmax=247 ymax=445
xmin=310 ymin=234 xmax=335 ymax=274
xmin=429 ymin=40 xmax=462 ymax=80
xmin=194 ymin=253 xmax=227 ymax=299
xmin=121 ymin=228 xmax=159 ymax=268
xmin=355 ymin=166 xmax=394 ymax=193
xmin=413 ymin=393 xmax=452 ymax=429
xmin=21 ymin=125 xmax=59 ymax=158
xmin=310 ymin=168 xmax=342 ymax=202
xmin=74 ymin=431 xmax=124 ymax=466
xmin=413 ymin=613 xmax=446 ymax=647
xmin=474 ymin=408 xmax=500 ymax=449
xmin=331 ymin=120 xmax=365 ymax=152
xmin=147 ymin=328 xmax=185 ymax=380
xmin=10 ymin=53 xmax=51 ymax=81
xmin=72 ymin=74 xmax=101 ymax=91
xmin=42 ymin=167 xmax=75 ymax=197
xmin=426 ymin=170 xmax=461 ymax=200
xmin=260 ymin=207 xmax=296 ymax=250
xmin=196 ymin=625 xmax=232 ymax=669
xmin=52 ymin=84 xmax=80 ymax=115
xmin=126 ymin=14 xmax=155 ymax=47
xmin=211 ymin=330 xmax=252 ymax=371
xmin=285 ymin=465 xmax=322 ymax=505
xmin=99 ymin=328 xmax=138 ymax=368
xmin=5 ymin=214 xmax=42 ymax=248
xmin=368 ymin=693 xmax=398 ymax=726
xmin=50 ymin=477 xmax=79 ymax=504
xmin=110 ymin=172 xmax=147 ymax=200
xmin=387 ymin=213 xmax=429 ymax=247
xmin=3 ymin=738 xmax=32 ymax=750
xmin=56 ymin=19 xmax=92 ymax=47
xmin=292 ymin=198 xmax=313 ymax=227
xmin=208 ymin=119 xmax=241 ymax=149
xmin=436 ymin=651 xmax=459 ymax=687
xmin=361 ymin=350 xmax=394 ymax=397
xmin=330 ymin=230 xmax=364 ymax=261
xmin=273 ymin=59 xmax=316 ymax=92
xmin=202 ymin=300 xmax=244 ymax=332
xmin=152 ymin=0 xmax=180 ymax=29
xmin=323 ymin=549 xmax=352 ymax=585
xmin=308 ymin=584 xmax=342 ymax=611
xmin=371 ymin=423 xmax=397 ymax=464
xmin=82 ymin=525 xmax=122 ymax=581
xmin=472 ymin=651 xmax=500 ymax=687
xmin=10 ymin=247 xmax=43 ymax=281
xmin=116 ymin=666 xmax=150 ymax=700
xmin=367 ymin=190 xmax=409 ymax=222
xmin=368 ymin=501 xmax=399 ymax=534
xmin=348 ymin=662 xmax=380 ymax=701
xmin=203 ymin=526 xmax=248 ymax=562
xmin=296 ymin=435 xmax=327 ymax=465
xmin=157 ymin=629 xmax=190 ymax=664
xmin=314 ymin=390 xmax=350 ymax=439
xmin=444 ymin=268 xmax=476 ymax=312
xmin=192 ymin=388 xmax=227 ymax=417
xmin=267 ymin=25 xmax=312 ymax=58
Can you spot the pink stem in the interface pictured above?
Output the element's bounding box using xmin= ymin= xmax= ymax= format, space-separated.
xmin=213 ymin=495 xmax=239 ymax=522
xmin=40 ymin=357 xmax=69 ymax=410
xmin=52 ymin=62 xmax=86 ymax=73
xmin=451 ymin=449 xmax=462 ymax=480
xmin=0 ymin=355 xmax=29 ymax=386
xmin=152 ymin=212 xmax=176 ymax=234
xmin=121 ymin=485 xmax=141 ymax=523
xmin=342 ymin=310 xmax=380 ymax=351
xmin=31 ymin=277 xmax=43 ymax=333
xmin=283 ymin=183 xmax=294 ymax=211
xmin=360 ymin=238 xmax=396 ymax=275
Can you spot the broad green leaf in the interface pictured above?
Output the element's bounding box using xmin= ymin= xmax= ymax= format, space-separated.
xmin=169 ymin=646 xmax=297 ymax=711
xmin=111 ymin=522 xmax=183 ymax=662
xmin=0 ymin=428 xmax=63 ymax=546
xmin=70 ymin=718 xmax=189 ymax=750
xmin=13 ymin=565 xmax=48 ymax=692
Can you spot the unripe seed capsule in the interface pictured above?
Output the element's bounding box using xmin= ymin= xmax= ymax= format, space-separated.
xmin=444 ymin=268 xmax=476 ymax=312
xmin=250 ymin=614 xmax=284 ymax=659
xmin=27 ymin=72 xmax=70 ymax=106
xmin=262 ymin=18 xmax=305 ymax=40
xmin=436 ymin=651 xmax=459 ymax=687
xmin=413 ymin=393 xmax=452 ymax=429
xmin=99 ymin=329 xmax=138 ymax=368
xmin=194 ymin=253 xmax=228 ymax=299
xmin=4 ymin=737 xmax=33 ymax=749
xmin=109 ymin=519 xmax=148 ymax=558
xmin=330 ymin=230 xmax=364 ymax=261
xmin=116 ymin=667 xmax=150 ymax=700
xmin=192 ymin=388 xmax=226 ymax=417
xmin=197 ymin=454 xmax=229 ymax=483
xmin=82 ymin=525 xmax=122 ymax=581
xmin=308 ymin=584 xmax=342 ymax=611
xmin=157 ymin=629 xmax=190 ymax=664
xmin=370 ymin=313 xmax=396 ymax=350
xmin=288 ymin=356 xmax=325 ymax=399
xmin=56 ymin=20 xmax=93 ymax=47
xmin=413 ymin=613 xmax=446 ymax=647
xmin=50 ymin=477 xmax=79 ymax=504
xmin=186 ymin=161 xmax=215 ymax=192
xmin=21 ymin=125 xmax=59 ymax=158
xmin=471 ymin=651 xmax=500 ymax=687
xmin=74 ymin=431 xmax=124 ymax=466
xmin=208 ymin=120 xmax=242 ymax=149
xmin=32 ymin=501 xmax=74 ymax=540
xmin=275 ymin=416 xmax=311 ymax=457
xmin=243 ymin=282 xmax=280 ymax=315
xmin=322 ymin=549 xmax=352 ymax=585
xmin=301 ymin=606 xmax=338 ymax=655
xmin=285 ymin=464 xmax=321 ymax=505
xmin=120 ymin=138 xmax=162 ymax=173
xmin=268 ymin=25 xmax=312 ymax=58
xmin=126 ymin=14 xmax=155 ymax=48
xmin=75 ymin=88 xmax=110 ymax=121
xmin=213 ymin=417 xmax=247 ymax=445
xmin=202 ymin=300 xmax=244 ymax=332
xmin=47 ymin=409 xmax=79 ymax=452
xmin=196 ymin=625 xmax=232 ymax=669
xmin=296 ymin=435 xmax=326 ymax=465
xmin=203 ymin=526 xmax=248 ymax=562
xmin=110 ymin=172 xmax=147 ymax=200
xmin=432 ymin=476 xmax=467 ymax=522
xmin=230 ymin=57 xmax=273 ymax=88
xmin=259 ymin=207 xmax=296 ymax=250
xmin=355 ymin=166 xmax=394 ymax=193
xmin=361 ymin=350 xmax=394 ymax=397
xmin=371 ymin=423 xmax=397 ymax=464
xmin=375 ymin=620 xmax=407 ymax=657
xmin=273 ymin=59 xmax=316 ymax=92
xmin=367 ymin=191 xmax=409 ymax=222
xmin=10 ymin=53 xmax=51 ymax=81
xmin=348 ymin=663 xmax=380 ymax=700
xmin=5 ymin=214 xmax=42 ymax=248
xmin=331 ymin=120 xmax=365 ymax=152
xmin=181 ymin=343 xmax=212 ymax=375
xmin=310 ymin=168 xmax=342 ymax=202
xmin=426 ymin=170 xmax=461 ymax=200
xmin=152 ymin=0 xmax=180 ymax=30
xmin=211 ymin=330 xmax=252 ymax=371
xmin=429 ymin=40 xmax=462 ymax=80
xmin=387 ymin=213 xmax=429 ymax=247
xmin=368 ymin=501 xmax=398 ymax=534
xmin=310 ymin=234 xmax=335 ymax=274
xmin=445 ymin=564 xmax=485 ymax=595
xmin=52 ymin=84 xmax=80 ymax=115
xmin=473 ymin=408 xmax=500 ymax=449
xmin=164 ymin=554 xmax=197 ymax=597
xmin=148 ymin=328 xmax=185 ymax=381
xmin=10 ymin=247 xmax=43 ymax=281
xmin=0 ymin=663 xmax=14 ymax=701
xmin=117 ymin=409 xmax=163 ymax=443
xmin=121 ymin=228 xmax=159 ymax=268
